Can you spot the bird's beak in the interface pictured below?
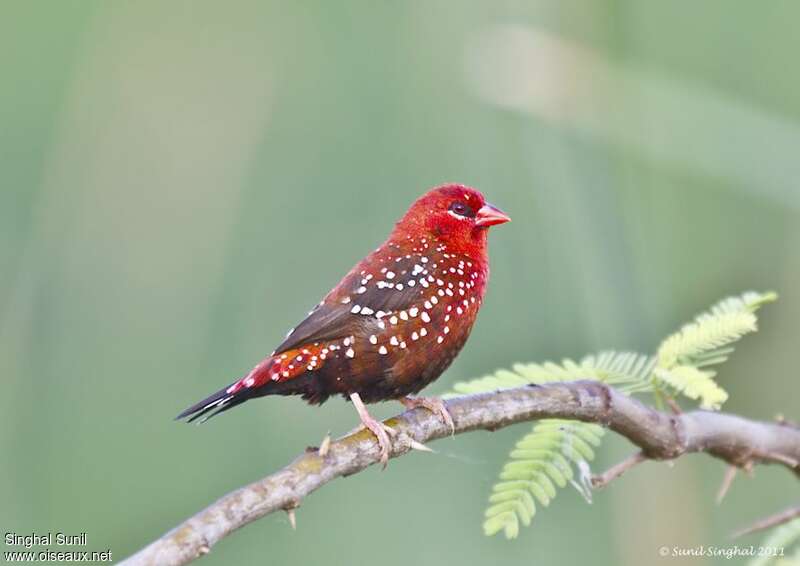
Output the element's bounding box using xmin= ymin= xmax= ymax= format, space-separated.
xmin=475 ymin=203 xmax=511 ymax=227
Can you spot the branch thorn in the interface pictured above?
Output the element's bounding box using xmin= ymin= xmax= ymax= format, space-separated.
xmin=318 ymin=432 xmax=331 ymax=457
xmin=716 ymin=465 xmax=737 ymax=504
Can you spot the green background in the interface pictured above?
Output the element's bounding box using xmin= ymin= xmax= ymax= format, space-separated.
xmin=2 ymin=1 xmax=798 ymax=565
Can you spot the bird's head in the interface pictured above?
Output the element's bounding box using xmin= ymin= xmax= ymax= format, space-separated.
xmin=392 ymin=184 xmax=510 ymax=258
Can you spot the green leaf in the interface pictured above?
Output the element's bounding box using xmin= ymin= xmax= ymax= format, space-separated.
xmin=654 ymin=291 xmax=775 ymax=409
xmin=449 ymin=351 xmax=656 ymax=396
xmin=657 ymin=291 xmax=776 ymax=369
xmin=653 ymin=366 xmax=729 ymax=410
xmin=478 ymin=419 xmax=603 ymax=539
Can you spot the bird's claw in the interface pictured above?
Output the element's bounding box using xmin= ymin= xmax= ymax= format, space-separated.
xmin=400 ymin=396 xmax=455 ymax=435
xmin=349 ymin=392 xmax=396 ymax=468
xmin=359 ymin=416 xmax=395 ymax=468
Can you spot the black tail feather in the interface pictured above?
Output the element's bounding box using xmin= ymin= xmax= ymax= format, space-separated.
xmin=176 ymin=383 xmax=252 ymax=424
xmin=176 ymin=373 xmax=327 ymax=424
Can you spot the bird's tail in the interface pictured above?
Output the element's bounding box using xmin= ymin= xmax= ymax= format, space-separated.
xmin=176 ymin=356 xmax=283 ymax=423
xmin=175 ymin=382 xmax=253 ymax=423
xmin=176 ymin=348 xmax=329 ymax=423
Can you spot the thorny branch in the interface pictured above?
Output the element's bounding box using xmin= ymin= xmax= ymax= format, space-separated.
xmin=732 ymin=505 xmax=800 ymax=539
xmin=119 ymin=380 xmax=800 ymax=566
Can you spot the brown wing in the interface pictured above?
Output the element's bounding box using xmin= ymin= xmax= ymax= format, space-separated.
xmin=272 ymin=252 xmax=431 ymax=355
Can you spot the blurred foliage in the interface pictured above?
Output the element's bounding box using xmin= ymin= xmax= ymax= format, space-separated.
xmin=2 ymin=1 xmax=800 ymax=565
xmin=751 ymin=519 xmax=800 ymax=566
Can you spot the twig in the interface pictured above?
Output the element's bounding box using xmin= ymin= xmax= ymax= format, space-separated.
xmin=119 ymin=381 xmax=800 ymax=566
xmin=732 ymin=504 xmax=800 ymax=539
xmin=592 ymin=451 xmax=647 ymax=489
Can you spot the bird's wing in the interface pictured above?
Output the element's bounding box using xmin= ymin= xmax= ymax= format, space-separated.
xmin=273 ymin=253 xmax=433 ymax=355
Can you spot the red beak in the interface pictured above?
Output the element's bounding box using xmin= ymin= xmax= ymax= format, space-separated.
xmin=475 ymin=203 xmax=511 ymax=227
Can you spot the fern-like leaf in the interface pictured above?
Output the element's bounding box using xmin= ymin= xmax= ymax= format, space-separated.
xmin=450 ymin=351 xmax=654 ymax=397
xmin=654 ymin=291 xmax=776 ymax=409
xmin=484 ymin=419 xmax=604 ymax=538
xmin=657 ymin=291 xmax=776 ymax=368
xmin=451 ymin=291 xmax=776 ymax=539
xmin=449 ymin=352 xmax=651 ymax=538
xmin=653 ymin=366 xmax=728 ymax=410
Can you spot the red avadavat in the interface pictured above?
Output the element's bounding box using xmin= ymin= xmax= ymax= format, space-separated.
xmin=178 ymin=184 xmax=510 ymax=464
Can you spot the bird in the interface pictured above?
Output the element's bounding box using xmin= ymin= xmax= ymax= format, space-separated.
xmin=177 ymin=183 xmax=510 ymax=465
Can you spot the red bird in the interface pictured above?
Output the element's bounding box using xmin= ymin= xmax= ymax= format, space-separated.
xmin=177 ymin=184 xmax=510 ymax=464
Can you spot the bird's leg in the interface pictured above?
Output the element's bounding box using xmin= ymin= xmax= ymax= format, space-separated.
xmin=349 ymin=392 xmax=396 ymax=468
xmin=399 ymin=396 xmax=455 ymax=435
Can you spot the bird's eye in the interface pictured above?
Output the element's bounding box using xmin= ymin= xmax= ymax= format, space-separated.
xmin=448 ymin=201 xmax=475 ymax=218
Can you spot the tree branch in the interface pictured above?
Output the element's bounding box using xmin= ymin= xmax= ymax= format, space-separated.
xmin=119 ymin=380 xmax=800 ymax=566
xmin=732 ymin=504 xmax=800 ymax=539
xmin=591 ymin=451 xmax=647 ymax=489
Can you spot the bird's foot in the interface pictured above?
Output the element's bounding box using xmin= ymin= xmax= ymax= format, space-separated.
xmin=400 ymin=396 xmax=455 ymax=435
xmin=349 ymin=393 xmax=396 ymax=468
